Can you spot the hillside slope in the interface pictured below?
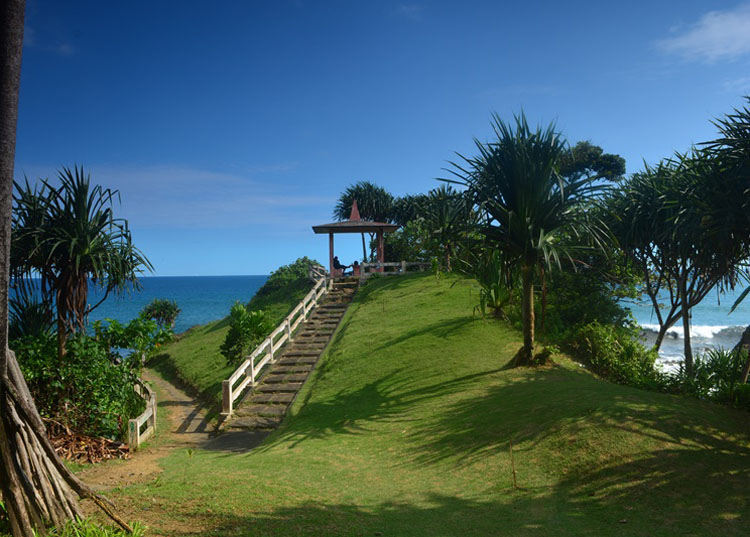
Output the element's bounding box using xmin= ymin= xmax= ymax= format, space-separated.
xmin=148 ymin=277 xmax=313 ymax=408
xmin=126 ymin=273 xmax=750 ymax=536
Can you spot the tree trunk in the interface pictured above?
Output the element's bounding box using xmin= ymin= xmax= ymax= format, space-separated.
xmin=444 ymin=244 xmax=451 ymax=272
xmin=654 ymin=326 xmax=668 ymax=352
xmin=679 ymin=276 xmax=694 ymax=376
xmin=1 ymin=3 xmax=131 ymax=534
xmin=56 ymin=307 xmax=66 ymax=360
xmin=360 ymin=233 xmax=367 ymax=263
xmin=518 ymin=264 xmax=535 ymax=366
xmin=732 ymin=325 xmax=750 ymax=383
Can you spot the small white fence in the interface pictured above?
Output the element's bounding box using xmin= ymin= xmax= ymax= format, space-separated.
xmin=128 ymin=378 xmax=156 ymax=450
xmin=360 ymin=261 xmax=430 ymax=278
xmin=221 ymin=274 xmax=328 ymax=417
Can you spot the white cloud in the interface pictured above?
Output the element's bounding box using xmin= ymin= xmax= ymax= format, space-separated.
xmin=722 ymin=76 xmax=750 ymax=94
xmin=658 ymin=3 xmax=750 ymax=62
xmin=15 ymin=164 xmax=331 ymax=232
xmin=392 ymin=4 xmax=424 ymax=21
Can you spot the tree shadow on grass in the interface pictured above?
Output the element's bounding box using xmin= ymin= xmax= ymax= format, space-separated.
xmin=153 ymin=484 xmax=748 ymax=537
xmin=401 ymin=364 xmax=750 ymax=531
xmin=261 ymin=366 xmax=504 ymax=449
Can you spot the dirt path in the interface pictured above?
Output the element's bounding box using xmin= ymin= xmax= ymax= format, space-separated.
xmin=78 ymin=369 xmax=267 ymax=492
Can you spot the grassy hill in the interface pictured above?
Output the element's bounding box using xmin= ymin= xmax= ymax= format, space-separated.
xmin=129 ymin=273 xmax=750 ymax=536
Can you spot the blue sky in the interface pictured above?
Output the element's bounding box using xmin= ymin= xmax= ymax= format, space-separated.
xmin=14 ymin=0 xmax=750 ymax=276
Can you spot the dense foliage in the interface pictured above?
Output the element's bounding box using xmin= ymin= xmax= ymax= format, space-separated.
xmin=12 ymin=334 xmax=145 ymax=438
xmin=92 ymin=316 xmax=173 ymax=363
xmin=253 ymin=257 xmax=320 ymax=300
xmin=220 ymin=302 xmax=271 ymax=364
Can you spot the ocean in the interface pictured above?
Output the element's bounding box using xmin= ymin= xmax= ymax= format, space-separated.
xmin=85 ymin=275 xmax=268 ymax=334
xmin=626 ymin=286 xmax=750 ymax=370
xmin=19 ymin=275 xmax=749 ymax=368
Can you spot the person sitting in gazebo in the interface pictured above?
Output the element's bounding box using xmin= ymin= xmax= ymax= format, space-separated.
xmin=333 ymin=256 xmax=350 ymax=276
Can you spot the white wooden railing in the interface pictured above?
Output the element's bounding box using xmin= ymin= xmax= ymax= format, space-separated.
xmin=360 ymin=261 xmax=430 ymax=278
xmin=128 ymin=378 xmax=157 ymax=450
xmin=221 ymin=274 xmax=328 ymax=417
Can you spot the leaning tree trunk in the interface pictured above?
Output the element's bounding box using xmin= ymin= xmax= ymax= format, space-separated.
xmin=732 ymin=325 xmax=750 ymax=383
xmin=1 ymin=2 xmax=131 ymax=535
xmin=360 ymin=233 xmax=367 ymax=263
xmin=679 ymin=275 xmax=694 ymax=376
xmin=518 ymin=264 xmax=535 ymax=366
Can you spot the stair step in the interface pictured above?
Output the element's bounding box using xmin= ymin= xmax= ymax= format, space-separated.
xmin=279 ymin=356 xmax=318 ymax=365
xmin=251 ymin=393 xmax=295 ymax=404
xmin=272 ymin=364 xmax=313 ymax=373
xmin=297 ymin=329 xmax=334 ymax=336
xmin=283 ymin=349 xmax=321 ymax=357
xmin=264 ymin=373 xmax=308 ymax=383
xmin=256 ymin=382 xmax=303 ymax=393
xmin=227 ymin=416 xmax=282 ymax=430
xmin=237 ymin=404 xmax=287 ymax=417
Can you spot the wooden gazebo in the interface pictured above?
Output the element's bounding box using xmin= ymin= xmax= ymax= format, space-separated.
xmin=312 ymin=201 xmax=399 ymax=275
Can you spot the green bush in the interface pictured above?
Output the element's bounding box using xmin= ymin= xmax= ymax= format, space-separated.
xmin=568 ymin=322 xmax=657 ymax=386
xmin=253 ymin=257 xmax=320 ymax=300
xmin=8 ymin=285 xmax=55 ymax=341
xmin=662 ymin=348 xmax=750 ymax=410
xmin=141 ymin=298 xmax=181 ymax=329
xmin=92 ymin=316 xmax=173 ymax=362
xmin=220 ymin=302 xmax=271 ymax=364
xmin=12 ymin=334 xmax=145 ymax=439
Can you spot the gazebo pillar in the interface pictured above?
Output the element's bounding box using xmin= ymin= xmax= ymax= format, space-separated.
xmin=377 ymin=229 xmax=384 ymax=272
xmin=329 ymin=233 xmax=334 ymax=275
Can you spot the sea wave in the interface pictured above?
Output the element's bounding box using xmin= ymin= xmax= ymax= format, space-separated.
xmin=639 ymin=324 xmax=745 ymax=341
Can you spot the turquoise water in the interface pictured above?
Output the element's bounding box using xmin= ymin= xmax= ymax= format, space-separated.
xmin=625 ymin=286 xmax=750 ymax=368
xmin=85 ymin=275 xmax=268 ymax=333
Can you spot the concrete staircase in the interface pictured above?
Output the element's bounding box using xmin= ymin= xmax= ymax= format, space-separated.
xmin=225 ymin=278 xmax=358 ymax=431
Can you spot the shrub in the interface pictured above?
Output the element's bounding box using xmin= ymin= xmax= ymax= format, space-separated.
xmin=220 ymin=302 xmax=271 ymax=364
xmin=8 ymin=285 xmax=55 ymax=341
xmin=141 ymin=298 xmax=181 ymax=329
xmin=663 ymin=348 xmax=750 ymax=410
xmin=92 ymin=316 xmax=173 ymax=363
xmin=569 ymin=322 xmax=657 ymax=386
xmin=12 ymin=334 xmax=145 ymax=439
xmin=254 ymin=257 xmax=320 ymax=300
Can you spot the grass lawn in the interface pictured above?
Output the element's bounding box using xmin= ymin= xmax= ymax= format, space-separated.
xmin=119 ymin=273 xmax=749 ymax=536
xmin=147 ymin=278 xmax=313 ymax=410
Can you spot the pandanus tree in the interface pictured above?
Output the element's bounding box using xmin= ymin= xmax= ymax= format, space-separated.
xmin=12 ymin=166 xmax=152 ymax=359
xmin=702 ymin=97 xmax=750 ymax=380
xmin=0 ymin=2 xmax=132 ymax=534
xmin=609 ymin=150 xmax=748 ymax=375
xmin=448 ymin=113 xmax=611 ymax=365
xmin=334 ymin=180 xmax=394 ymax=262
xmin=421 ymin=185 xmax=475 ymax=271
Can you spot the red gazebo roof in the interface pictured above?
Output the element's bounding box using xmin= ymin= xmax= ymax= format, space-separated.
xmin=312 ymin=200 xmax=399 ymax=234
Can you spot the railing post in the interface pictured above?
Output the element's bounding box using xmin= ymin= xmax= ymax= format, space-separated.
xmin=128 ymin=419 xmax=139 ymax=450
xmin=250 ymin=358 xmax=256 ymax=384
xmin=222 ymin=380 xmax=232 ymax=416
xmin=286 ymin=318 xmax=293 ymax=342
xmin=150 ymin=395 xmax=157 ymax=432
xmin=401 ymin=260 xmax=407 ymax=273
xmin=269 ymin=337 xmax=276 ymax=364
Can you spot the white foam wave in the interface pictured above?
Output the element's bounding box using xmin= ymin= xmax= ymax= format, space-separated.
xmin=639 ymin=324 xmax=743 ymax=340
